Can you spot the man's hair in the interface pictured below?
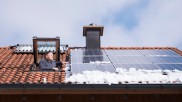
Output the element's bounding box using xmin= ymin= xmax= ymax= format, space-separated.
xmin=44 ymin=51 xmax=53 ymax=57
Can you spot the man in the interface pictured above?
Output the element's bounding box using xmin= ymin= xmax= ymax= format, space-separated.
xmin=39 ymin=51 xmax=62 ymax=71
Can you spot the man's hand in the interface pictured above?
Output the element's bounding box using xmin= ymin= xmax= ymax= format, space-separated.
xmin=52 ymin=67 xmax=59 ymax=71
xmin=62 ymin=61 xmax=68 ymax=64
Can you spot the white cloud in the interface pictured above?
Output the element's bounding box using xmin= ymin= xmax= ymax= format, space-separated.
xmin=0 ymin=0 xmax=182 ymax=50
xmin=134 ymin=0 xmax=182 ymax=47
xmin=103 ymin=0 xmax=182 ymax=49
xmin=0 ymin=0 xmax=136 ymax=46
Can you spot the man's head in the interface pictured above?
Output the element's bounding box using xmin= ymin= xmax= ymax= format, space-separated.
xmin=44 ymin=51 xmax=54 ymax=61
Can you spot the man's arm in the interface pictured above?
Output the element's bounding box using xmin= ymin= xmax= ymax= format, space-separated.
xmin=52 ymin=61 xmax=59 ymax=71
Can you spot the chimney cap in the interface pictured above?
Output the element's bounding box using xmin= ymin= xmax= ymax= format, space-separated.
xmin=89 ymin=23 xmax=97 ymax=26
xmin=83 ymin=24 xmax=104 ymax=36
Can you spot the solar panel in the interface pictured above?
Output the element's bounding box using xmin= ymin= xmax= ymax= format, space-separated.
xmin=71 ymin=63 xmax=115 ymax=74
xmin=71 ymin=56 xmax=83 ymax=64
xmin=70 ymin=49 xmax=182 ymax=74
xmin=71 ymin=49 xmax=111 ymax=64
xmin=83 ymin=49 xmax=105 ymax=56
xmin=114 ymin=64 xmax=159 ymax=70
xmin=147 ymin=56 xmax=182 ymax=64
xmin=108 ymin=56 xmax=152 ymax=64
xmin=70 ymin=50 xmax=83 ymax=57
xmin=71 ymin=49 xmax=106 ymax=57
xmin=157 ymin=64 xmax=182 ymax=71
xmin=71 ymin=56 xmax=110 ymax=64
xmin=139 ymin=50 xmax=179 ymax=56
xmin=105 ymin=50 xmax=142 ymax=56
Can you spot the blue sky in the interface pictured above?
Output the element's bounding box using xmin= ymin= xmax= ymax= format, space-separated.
xmin=0 ymin=0 xmax=182 ymax=50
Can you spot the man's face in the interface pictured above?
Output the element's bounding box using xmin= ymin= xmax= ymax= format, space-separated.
xmin=46 ymin=52 xmax=54 ymax=61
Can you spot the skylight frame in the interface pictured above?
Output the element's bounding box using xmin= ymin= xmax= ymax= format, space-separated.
xmin=33 ymin=36 xmax=60 ymax=65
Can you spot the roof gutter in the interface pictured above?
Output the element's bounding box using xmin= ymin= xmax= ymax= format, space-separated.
xmin=0 ymin=84 xmax=182 ymax=94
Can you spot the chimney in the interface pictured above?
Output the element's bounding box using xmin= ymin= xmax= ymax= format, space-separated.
xmin=83 ymin=23 xmax=104 ymax=49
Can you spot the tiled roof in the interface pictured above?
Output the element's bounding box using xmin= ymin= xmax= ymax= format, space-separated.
xmin=0 ymin=47 xmax=67 ymax=84
xmin=0 ymin=46 xmax=182 ymax=85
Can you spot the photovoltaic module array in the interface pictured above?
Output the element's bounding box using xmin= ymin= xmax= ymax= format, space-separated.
xmin=70 ymin=49 xmax=182 ymax=74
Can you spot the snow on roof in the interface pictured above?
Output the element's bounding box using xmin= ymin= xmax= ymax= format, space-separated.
xmin=65 ymin=67 xmax=182 ymax=85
